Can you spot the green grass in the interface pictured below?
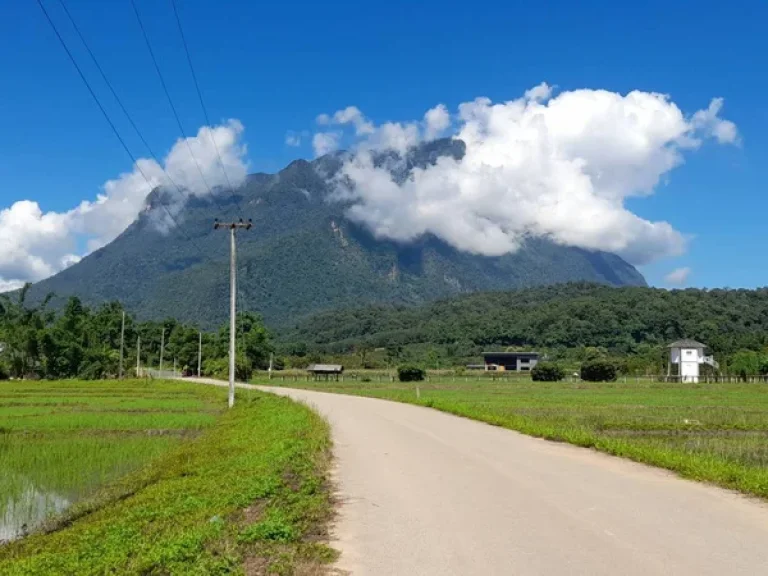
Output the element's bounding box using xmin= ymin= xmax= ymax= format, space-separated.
xmin=0 ymin=380 xmax=335 ymax=575
xmin=256 ymin=375 xmax=768 ymax=499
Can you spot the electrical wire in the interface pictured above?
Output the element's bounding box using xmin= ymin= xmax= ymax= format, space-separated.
xmin=169 ymin=0 xmax=243 ymax=212
xmin=56 ymin=0 xmax=206 ymax=221
xmin=128 ymin=0 xmax=230 ymax=216
xmin=34 ymin=0 xmax=207 ymax=256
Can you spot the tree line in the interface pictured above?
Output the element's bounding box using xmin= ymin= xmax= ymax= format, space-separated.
xmin=277 ymin=283 xmax=768 ymax=374
xmin=0 ymin=285 xmax=272 ymax=380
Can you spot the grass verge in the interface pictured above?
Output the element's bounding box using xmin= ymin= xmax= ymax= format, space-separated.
xmin=0 ymin=384 xmax=335 ymax=575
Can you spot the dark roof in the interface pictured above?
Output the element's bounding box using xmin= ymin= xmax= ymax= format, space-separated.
xmin=482 ymin=351 xmax=539 ymax=358
xmin=667 ymin=339 xmax=706 ymax=349
xmin=306 ymin=364 xmax=344 ymax=373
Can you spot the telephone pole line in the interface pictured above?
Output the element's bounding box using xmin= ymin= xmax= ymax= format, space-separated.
xmin=136 ymin=335 xmax=141 ymax=378
xmin=119 ymin=311 xmax=126 ymax=379
xmin=198 ymin=331 xmax=202 ymax=378
xmin=159 ymin=328 xmax=165 ymax=375
xmin=214 ymin=218 xmax=252 ymax=408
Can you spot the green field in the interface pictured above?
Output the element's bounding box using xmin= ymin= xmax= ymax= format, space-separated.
xmin=257 ymin=375 xmax=768 ymax=499
xmin=0 ymin=380 xmax=334 ymax=575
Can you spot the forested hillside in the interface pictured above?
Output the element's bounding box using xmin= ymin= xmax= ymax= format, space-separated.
xmin=22 ymin=140 xmax=645 ymax=327
xmin=278 ymin=283 xmax=768 ymax=369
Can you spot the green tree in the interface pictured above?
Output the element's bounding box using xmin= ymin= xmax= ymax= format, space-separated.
xmin=729 ymin=350 xmax=762 ymax=381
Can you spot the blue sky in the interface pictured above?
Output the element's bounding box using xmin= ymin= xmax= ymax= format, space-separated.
xmin=1 ymin=0 xmax=766 ymax=289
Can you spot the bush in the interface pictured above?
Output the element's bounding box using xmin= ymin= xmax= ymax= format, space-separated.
xmin=203 ymin=357 xmax=252 ymax=381
xmin=0 ymin=362 xmax=8 ymax=380
xmin=531 ymin=362 xmax=565 ymax=382
xmin=580 ymin=359 xmax=617 ymax=382
xmin=398 ymin=365 xmax=425 ymax=382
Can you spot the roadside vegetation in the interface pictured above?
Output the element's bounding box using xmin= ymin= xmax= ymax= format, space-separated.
xmin=258 ymin=375 xmax=768 ymax=500
xmin=0 ymin=285 xmax=272 ymax=381
xmin=0 ymin=380 xmax=335 ymax=575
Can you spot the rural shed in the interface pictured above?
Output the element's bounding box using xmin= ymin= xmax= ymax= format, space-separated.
xmin=482 ymin=352 xmax=540 ymax=372
xmin=306 ymin=364 xmax=344 ymax=381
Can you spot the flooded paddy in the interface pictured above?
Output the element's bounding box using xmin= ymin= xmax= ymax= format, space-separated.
xmin=0 ymin=380 xmax=223 ymax=541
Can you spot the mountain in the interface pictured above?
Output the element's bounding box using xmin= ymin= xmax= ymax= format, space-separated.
xmin=24 ymin=140 xmax=646 ymax=327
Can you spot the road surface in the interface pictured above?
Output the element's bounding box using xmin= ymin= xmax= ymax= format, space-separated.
xmin=194 ymin=380 xmax=768 ymax=575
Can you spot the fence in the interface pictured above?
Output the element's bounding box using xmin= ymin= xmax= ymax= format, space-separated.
xmin=257 ymin=371 xmax=768 ymax=385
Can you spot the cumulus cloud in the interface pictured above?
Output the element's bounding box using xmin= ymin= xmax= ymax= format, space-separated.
xmin=312 ymin=132 xmax=341 ymax=157
xmin=0 ymin=120 xmax=248 ymax=290
xmin=665 ymin=267 xmax=691 ymax=286
xmin=0 ymin=279 xmax=25 ymax=293
xmin=317 ymin=106 xmax=374 ymax=136
xmin=319 ymin=85 xmax=737 ymax=265
xmin=285 ymin=131 xmax=302 ymax=146
xmin=423 ymin=104 xmax=451 ymax=140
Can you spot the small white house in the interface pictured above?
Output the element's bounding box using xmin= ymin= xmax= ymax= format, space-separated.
xmin=667 ymin=339 xmax=718 ymax=383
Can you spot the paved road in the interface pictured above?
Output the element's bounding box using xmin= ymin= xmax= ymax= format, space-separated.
xmin=194 ymin=380 xmax=768 ymax=575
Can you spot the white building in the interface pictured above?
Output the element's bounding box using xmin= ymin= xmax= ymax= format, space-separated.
xmin=667 ymin=339 xmax=718 ymax=383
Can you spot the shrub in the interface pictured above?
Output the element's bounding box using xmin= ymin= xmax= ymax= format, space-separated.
xmin=203 ymin=357 xmax=252 ymax=381
xmin=531 ymin=362 xmax=565 ymax=382
xmin=580 ymin=359 xmax=617 ymax=382
xmin=398 ymin=365 xmax=425 ymax=382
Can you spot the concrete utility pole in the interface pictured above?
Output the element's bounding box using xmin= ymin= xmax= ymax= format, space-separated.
xmin=119 ymin=310 xmax=126 ymax=379
xmin=198 ymin=331 xmax=202 ymax=378
xmin=159 ymin=328 xmax=165 ymax=375
xmin=214 ymin=218 xmax=252 ymax=408
xmin=136 ymin=335 xmax=141 ymax=377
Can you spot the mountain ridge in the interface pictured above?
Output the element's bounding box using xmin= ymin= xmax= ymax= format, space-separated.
xmin=22 ymin=140 xmax=646 ymax=327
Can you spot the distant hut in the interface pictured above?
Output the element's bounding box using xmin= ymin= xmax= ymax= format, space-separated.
xmin=307 ymin=364 xmax=344 ymax=381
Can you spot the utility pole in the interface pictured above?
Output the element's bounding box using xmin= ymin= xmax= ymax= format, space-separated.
xmin=119 ymin=311 xmax=126 ymax=379
xmin=136 ymin=336 xmax=141 ymax=378
xmin=159 ymin=328 xmax=165 ymax=375
xmin=173 ymin=357 xmax=177 ymax=378
xmin=214 ymin=218 xmax=252 ymax=408
xmin=198 ymin=331 xmax=202 ymax=378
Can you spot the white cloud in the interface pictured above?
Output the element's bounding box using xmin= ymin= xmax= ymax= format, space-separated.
xmin=665 ymin=267 xmax=691 ymax=286
xmin=691 ymin=98 xmax=739 ymax=144
xmin=325 ymin=86 xmax=738 ymax=265
xmin=0 ymin=120 xmax=248 ymax=288
xmin=524 ymin=82 xmax=553 ymax=102
xmin=423 ymin=104 xmax=451 ymax=140
xmin=285 ymin=131 xmax=302 ymax=146
xmin=0 ymin=279 xmax=24 ymax=293
xmin=312 ymin=132 xmax=341 ymax=157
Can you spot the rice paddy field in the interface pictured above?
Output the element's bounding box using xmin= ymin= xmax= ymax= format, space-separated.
xmin=0 ymin=380 xmax=221 ymax=541
xmin=258 ymin=375 xmax=768 ymax=499
xmin=0 ymin=379 xmax=334 ymax=575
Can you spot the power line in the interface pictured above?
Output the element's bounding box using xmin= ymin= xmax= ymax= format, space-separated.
xmin=169 ymin=0 xmax=243 ymax=212
xmin=56 ymin=0 xmax=206 ymax=221
xmin=34 ymin=0 xmax=207 ymax=256
xmin=129 ymin=0 xmax=229 ymax=216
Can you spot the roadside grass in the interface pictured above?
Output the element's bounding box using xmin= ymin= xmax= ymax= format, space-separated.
xmin=256 ymin=376 xmax=768 ymax=499
xmin=1 ymin=380 xmax=335 ymax=575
